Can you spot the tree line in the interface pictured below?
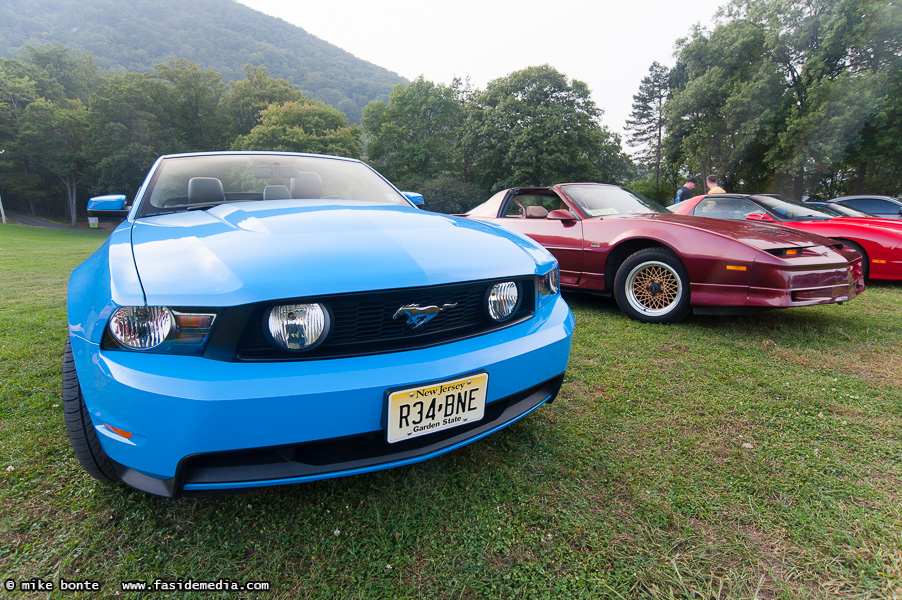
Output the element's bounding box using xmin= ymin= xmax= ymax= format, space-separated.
xmin=626 ymin=0 xmax=902 ymax=204
xmin=0 ymin=44 xmax=632 ymax=225
xmin=3 ymin=0 xmax=897 ymax=225
xmin=0 ymin=46 xmax=630 ymax=224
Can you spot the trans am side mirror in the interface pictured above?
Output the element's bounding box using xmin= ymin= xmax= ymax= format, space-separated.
xmin=87 ymin=194 xmax=130 ymax=218
xmin=547 ymin=209 xmax=577 ymax=223
xmin=746 ymin=213 xmax=777 ymax=222
xmin=402 ymin=192 xmax=424 ymax=208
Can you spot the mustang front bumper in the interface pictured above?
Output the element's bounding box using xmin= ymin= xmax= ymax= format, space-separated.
xmin=69 ymin=296 xmax=573 ymax=497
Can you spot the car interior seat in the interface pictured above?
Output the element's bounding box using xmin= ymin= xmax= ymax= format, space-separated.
xmin=525 ymin=205 xmax=549 ymax=219
xmin=263 ymin=185 xmax=291 ymax=200
xmin=290 ymin=172 xmax=324 ymax=199
xmin=187 ymin=177 xmax=225 ymax=205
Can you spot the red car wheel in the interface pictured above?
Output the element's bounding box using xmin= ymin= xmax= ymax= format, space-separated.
xmin=614 ymin=248 xmax=691 ymax=324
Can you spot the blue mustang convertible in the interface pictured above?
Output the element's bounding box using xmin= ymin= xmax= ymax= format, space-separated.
xmin=65 ymin=152 xmax=574 ymax=497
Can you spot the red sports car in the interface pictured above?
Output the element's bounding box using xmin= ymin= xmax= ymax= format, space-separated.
xmin=464 ymin=184 xmax=865 ymax=323
xmin=670 ymin=193 xmax=902 ymax=280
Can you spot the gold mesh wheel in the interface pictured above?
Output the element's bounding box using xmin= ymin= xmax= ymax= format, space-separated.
xmin=625 ymin=260 xmax=684 ymax=316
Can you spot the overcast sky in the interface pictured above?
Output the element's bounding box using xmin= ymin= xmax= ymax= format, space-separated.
xmin=235 ymin=0 xmax=726 ymax=141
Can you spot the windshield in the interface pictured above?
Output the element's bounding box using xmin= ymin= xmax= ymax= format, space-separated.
xmin=137 ymin=154 xmax=408 ymax=217
xmin=814 ymin=203 xmax=876 ymax=218
xmin=752 ymin=195 xmax=833 ymax=220
xmin=561 ymin=184 xmax=667 ymax=216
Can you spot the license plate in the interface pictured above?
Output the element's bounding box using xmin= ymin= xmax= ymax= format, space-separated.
xmin=387 ymin=373 xmax=488 ymax=443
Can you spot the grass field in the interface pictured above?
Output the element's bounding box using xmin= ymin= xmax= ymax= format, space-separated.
xmin=1 ymin=224 xmax=900 ymax=599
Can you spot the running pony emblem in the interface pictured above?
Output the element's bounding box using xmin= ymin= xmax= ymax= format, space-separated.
xmin=393 ymin=303 xmax=458 ymax=328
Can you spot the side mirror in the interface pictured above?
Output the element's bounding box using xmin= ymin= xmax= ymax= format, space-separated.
xmin=746 ymin=213 xmax=777 ymax=222
xmin=87 ymin=194 xmax=129 ymax=218
xmin=547 ymin=209 xmax=577 ymax=222
xmin=402 ymin=191 xmax=424 ymax=208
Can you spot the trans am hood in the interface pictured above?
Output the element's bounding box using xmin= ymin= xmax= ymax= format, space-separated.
xmin=129 ymin=202 xmax=550 ymax=306
xmin=621 ymin=213 xmax=839 ymax=250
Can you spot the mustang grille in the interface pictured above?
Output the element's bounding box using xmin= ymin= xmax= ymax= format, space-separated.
xmin=232 ymin=278 xmax=535 ymax=361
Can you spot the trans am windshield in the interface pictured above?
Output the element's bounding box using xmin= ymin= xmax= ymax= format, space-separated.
xmin=561 ymin=184 xmax=667 ymax=217
xmin=137 ymin=153 xmax=408 ymax=217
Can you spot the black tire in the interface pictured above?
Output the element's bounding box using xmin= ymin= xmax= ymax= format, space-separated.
xmin=614 ymin=248 xmax=691 ymax=324
xmin=839 ymin=239 xmax=869 ymax=279
xmin=62 ymin=336 xmax=120 ymax=482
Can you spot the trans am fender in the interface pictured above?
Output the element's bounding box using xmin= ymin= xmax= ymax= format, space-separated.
xmin=582 ymin=216 xmax=761 ymax=294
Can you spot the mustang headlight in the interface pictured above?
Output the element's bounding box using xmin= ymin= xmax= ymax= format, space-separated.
xmin=486 ymin=281 xmax=520 ymax=322
xmin=267 ymin=303 xmax=330 ymax=351
xmin=105 ymin=307 xmax=216 ymax=354
xmin=109 ymin=306 xmax=174 ymax=350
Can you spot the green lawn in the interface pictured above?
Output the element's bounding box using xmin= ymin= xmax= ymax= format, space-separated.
xmin=1 ymin=224 xmax=900 ymax=599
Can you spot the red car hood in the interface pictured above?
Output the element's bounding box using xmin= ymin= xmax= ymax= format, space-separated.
xmin=831 ymin=216 xmax=902 ymax=232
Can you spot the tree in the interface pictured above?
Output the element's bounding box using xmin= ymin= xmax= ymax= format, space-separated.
xmin=0 ymin=55 xmax=69 ymax=215
xmin=362 ymin=77 xmax=465 ymax=187
xmin=223 ymin=64 xmax=306 ymax=139
xmin=463 ymin=65 xmax=624 ymax=191
xmin=22 ymin=42 xmax=100 ymax=104
xmin=666 ymin=0 xmax=902 ymax=197
xmin=667 ymin=20 xmax=784 ymax=192
xmin=87 ymin=73 xmax=182 ymax=196
xmin=0 ymin=149 xmax=7 ymax=224
xmin=625 ymin=62 xmax=670 ymax=202
xmin=18 ymin=98 xmax=89 ymax=226
xmin=739 ymin=0 xmax=897 ymax=196
xmin=232 ymin=100 xmax=361 ymax=158
xmin=155 ymin=59 xmax=228 ymax=151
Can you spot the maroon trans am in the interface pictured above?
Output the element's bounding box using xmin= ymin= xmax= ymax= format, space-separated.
xmin=464 ymin=183 xmax=865 ymax=323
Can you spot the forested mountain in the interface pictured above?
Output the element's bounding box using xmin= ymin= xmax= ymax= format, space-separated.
xmin=0 ymin=0 xmax=405 ymax=122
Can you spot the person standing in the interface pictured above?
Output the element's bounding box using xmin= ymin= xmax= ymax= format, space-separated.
xmin=706 ymin=175 xmax=726 ymax=194
xmin=674 ymin=177 xmax=698 ymax=203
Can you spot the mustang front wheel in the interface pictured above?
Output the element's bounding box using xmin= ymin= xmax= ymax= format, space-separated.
xmin=62 ymin=337 xmax=120 ymax=482
xmin=614 ymin=248 xmax=691 ymax=324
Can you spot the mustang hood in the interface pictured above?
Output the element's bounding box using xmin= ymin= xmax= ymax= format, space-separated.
xmin=129 ymin=202 xmax=549 ymax=306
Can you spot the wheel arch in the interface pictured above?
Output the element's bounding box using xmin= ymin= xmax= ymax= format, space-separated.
xmin=834 ymin=238 xmax=870 ymax=279
xmin=604 ymin=238 xmax=678 ymax=290
xmin=833 ymin=237 xmax=868 ymax=259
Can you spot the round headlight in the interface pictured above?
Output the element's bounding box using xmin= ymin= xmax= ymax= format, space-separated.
xmin=486 ymin=281 xmax=520 ymax=321
xmin=109 ymin=306 xmax=174 ymax=350
xmin=267 ymin=304 xmax=329 ymax=351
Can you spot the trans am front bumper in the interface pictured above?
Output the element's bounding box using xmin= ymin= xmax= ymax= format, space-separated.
xmin=689 ymin=249 xmax=865 ymax=311
xmin=69 ymin=296 xmax=573 ymax=498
